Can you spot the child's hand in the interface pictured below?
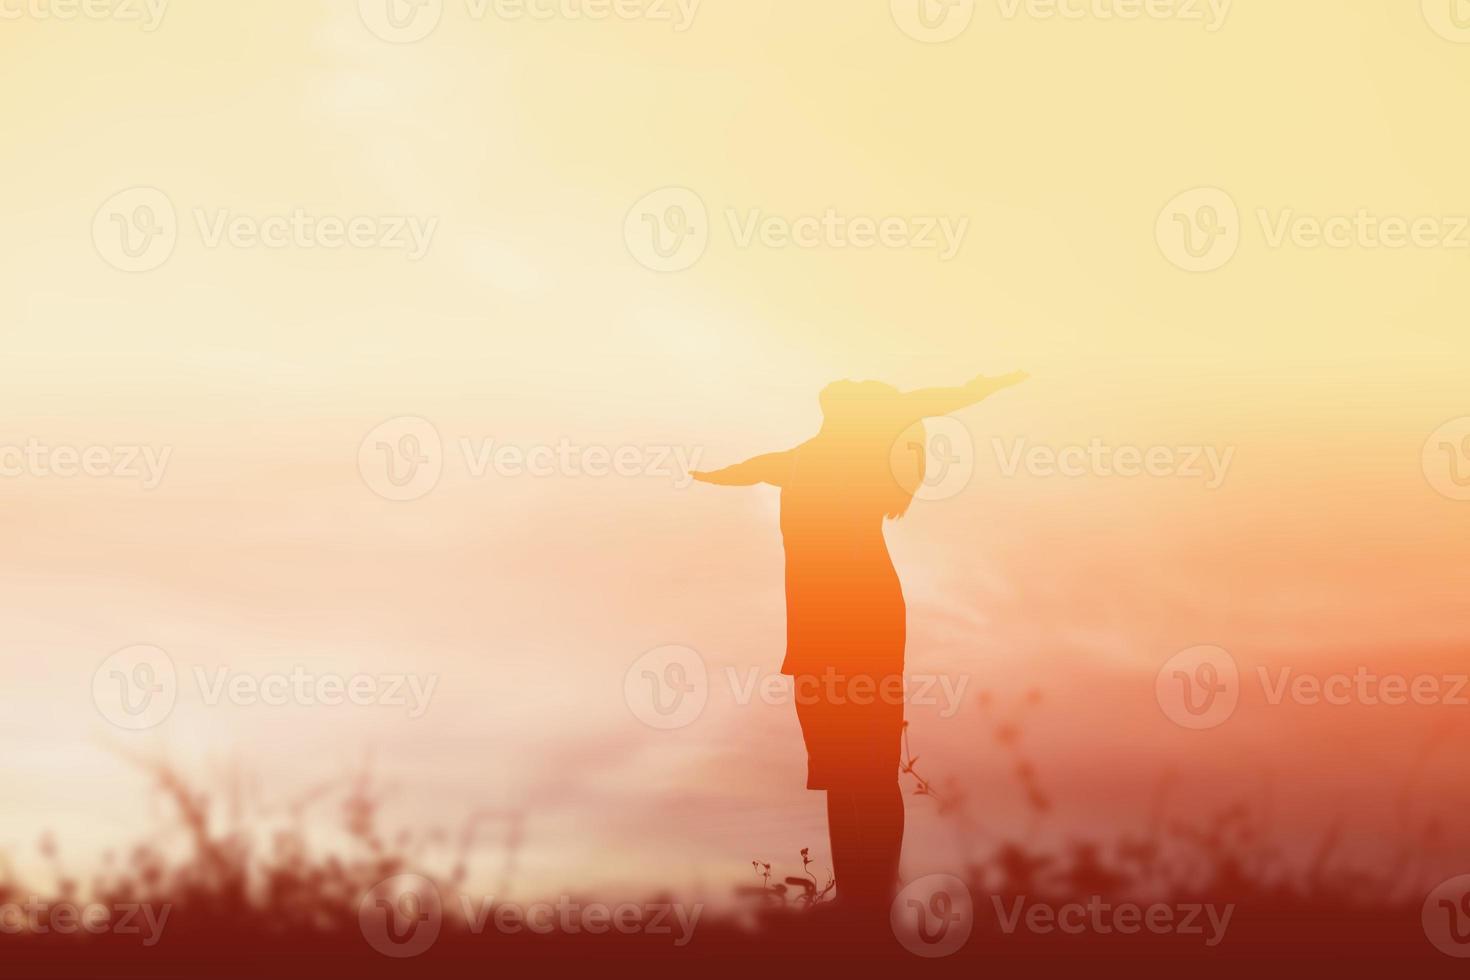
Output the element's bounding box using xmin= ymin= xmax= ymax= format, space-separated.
xmin=970 ymin=370 xmax=1030 ymax=395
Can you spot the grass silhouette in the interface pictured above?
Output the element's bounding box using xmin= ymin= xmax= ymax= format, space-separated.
xmin=1 ymin=699 xmax=1464 ymax=975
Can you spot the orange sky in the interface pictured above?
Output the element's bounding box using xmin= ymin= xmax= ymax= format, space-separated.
xmin=1 ymin=0 xmax=1468 ymax=901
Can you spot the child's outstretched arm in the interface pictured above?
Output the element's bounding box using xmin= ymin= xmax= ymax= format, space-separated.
xmin=692 ymin=450 xmax=794 ymax=487
xmin=896 ymin=371 xmax=1029 ymax=423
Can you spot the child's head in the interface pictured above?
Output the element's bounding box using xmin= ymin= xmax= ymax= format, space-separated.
xmin=817 ymin=380 xmax=923 ymax=520
xmin=818 ymin=379 xmax=901 ymax=427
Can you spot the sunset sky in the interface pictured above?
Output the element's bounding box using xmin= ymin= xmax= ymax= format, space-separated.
xmin=2 ymin=1 xmax=1468 ymax=903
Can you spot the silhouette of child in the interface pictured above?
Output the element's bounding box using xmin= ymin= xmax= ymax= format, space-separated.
xmin=694 ymin=371 xmax=1028 ymax=924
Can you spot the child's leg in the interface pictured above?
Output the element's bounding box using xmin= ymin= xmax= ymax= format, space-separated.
xmin=825 ymin=788 xmax=860 ymax=903
xmin=852 ymin=779 xmax=904 ymax=911
xmin=866 ymin=778 xmax=905 ymax=904
xmin=827 ymin=779 xmax=904 ymax=918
